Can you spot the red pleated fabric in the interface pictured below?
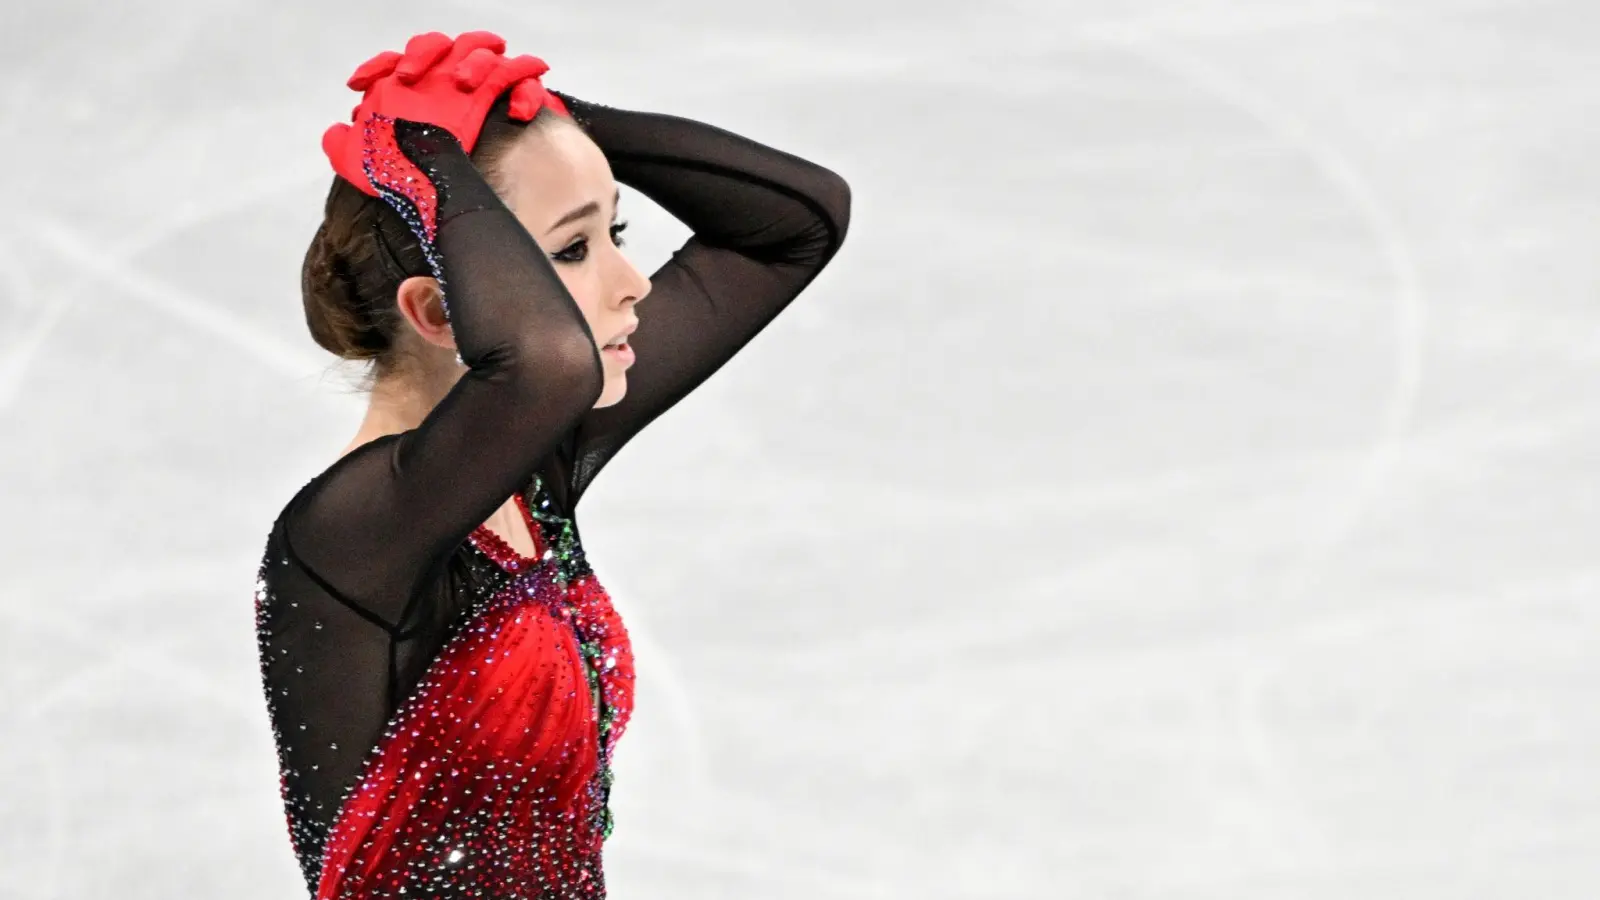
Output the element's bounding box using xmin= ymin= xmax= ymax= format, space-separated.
xmin=314 ymin=500 xmax=635 ymax=899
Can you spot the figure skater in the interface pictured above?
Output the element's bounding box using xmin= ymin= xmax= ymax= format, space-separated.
xmin=253 ymin=30 xmax=850 ymax=898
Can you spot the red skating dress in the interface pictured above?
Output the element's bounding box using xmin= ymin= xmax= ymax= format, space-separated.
xmin=310 ymin=482 xmax=633 ymax=898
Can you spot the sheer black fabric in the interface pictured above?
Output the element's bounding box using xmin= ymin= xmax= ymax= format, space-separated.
xmin=557 ymin=94 xmax=852 ymax=505
xmin=255 ymin=100 xmax=850 ymax=894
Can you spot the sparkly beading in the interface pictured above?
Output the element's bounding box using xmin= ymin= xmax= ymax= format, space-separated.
xmin=360 ymin=114 xmax=439 ymax=244
xmin=468 ymin=493 xmax=547 ymax=574
xmin=258 ymin=477 xmax=634 ymax=899
xmin=360 ymin=114 xmax=452 ymax=322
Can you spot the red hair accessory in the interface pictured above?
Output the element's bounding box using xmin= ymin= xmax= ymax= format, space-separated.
xmin=321 ymin=31 xmax=569 ymax=197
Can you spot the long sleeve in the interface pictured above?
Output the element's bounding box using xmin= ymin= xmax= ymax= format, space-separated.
xmin=558 ymin=95 xmax=853 ymax=503
xmin=280 ymin=121 xmax=604 ymax=629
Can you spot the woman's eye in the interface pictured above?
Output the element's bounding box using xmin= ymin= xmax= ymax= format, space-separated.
xmin=553 ymin=238 xmax=589 ymax=263
xmin=554 ymin=221 xmax=628 ymax=263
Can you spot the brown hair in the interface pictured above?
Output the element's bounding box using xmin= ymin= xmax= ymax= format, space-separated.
xmin=301 ymin=97 xmax=568 ymax=376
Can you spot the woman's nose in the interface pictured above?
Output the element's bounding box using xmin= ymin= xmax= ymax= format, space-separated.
xmin=613 ymin=253 xmax=651 ymax=307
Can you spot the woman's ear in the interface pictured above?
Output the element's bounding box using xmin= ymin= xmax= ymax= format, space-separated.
xmin=394 ymin=276 xmax=455 ymax=350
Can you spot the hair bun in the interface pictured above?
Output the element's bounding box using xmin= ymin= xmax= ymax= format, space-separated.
xmin=301 ymin=189 xmax=392 ymax=362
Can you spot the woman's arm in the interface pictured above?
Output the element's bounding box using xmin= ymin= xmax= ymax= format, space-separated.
xmin=558 ymin=94 xmax=852 ymax=503
xmin=283 ymin=119 xmax=603 ymax=629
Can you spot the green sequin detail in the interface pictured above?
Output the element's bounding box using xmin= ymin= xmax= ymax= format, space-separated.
xmin=526 ymin=475 xmax=618 ymax=842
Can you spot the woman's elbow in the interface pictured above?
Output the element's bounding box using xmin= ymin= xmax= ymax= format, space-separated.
xmin=815 ymin=168 xmax=852 ymax=254
xmin=825 ymin=168 xmax=851 ymax=243
xmin=775 ymin=170 xmax=851 ymax=268
xmin=504 ymin=328 xmax=604 ymax=413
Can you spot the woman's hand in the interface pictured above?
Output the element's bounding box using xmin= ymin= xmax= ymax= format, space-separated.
xmin=321 ymin=30 xmax=568 ymax=204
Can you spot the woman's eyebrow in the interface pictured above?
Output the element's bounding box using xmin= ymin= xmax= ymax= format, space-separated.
xmin=545 ymin=190 xmax=623 ymax=234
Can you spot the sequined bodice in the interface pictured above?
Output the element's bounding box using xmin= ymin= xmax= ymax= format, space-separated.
xmin=256 ymin=478 xmax=634 ymax=898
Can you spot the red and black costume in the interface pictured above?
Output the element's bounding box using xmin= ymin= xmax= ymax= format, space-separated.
xmin=253 ymin=33 xmax=850 ymax=899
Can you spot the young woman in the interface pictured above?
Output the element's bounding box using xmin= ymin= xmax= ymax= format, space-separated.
xmin=253 ymin=31 xmax=850 ymax=899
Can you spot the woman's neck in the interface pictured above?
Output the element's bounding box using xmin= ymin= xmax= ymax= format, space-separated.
xmin=342 ymin=369 xmax=449 ymax=456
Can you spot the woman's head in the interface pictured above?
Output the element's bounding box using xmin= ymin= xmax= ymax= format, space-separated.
xmin=302 ymin=97 xmax=650 ymax=408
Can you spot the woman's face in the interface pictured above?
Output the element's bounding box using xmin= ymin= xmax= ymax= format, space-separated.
xmin=498 ymin=120 xmax=652 ymax=408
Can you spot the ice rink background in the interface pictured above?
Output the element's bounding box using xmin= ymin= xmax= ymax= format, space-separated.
xmin=1 ymin=0 xmax=1597 ymax=897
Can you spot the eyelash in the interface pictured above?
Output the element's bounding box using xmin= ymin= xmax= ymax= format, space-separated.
xmin=553 ymin=221 xmax=629 ymax=264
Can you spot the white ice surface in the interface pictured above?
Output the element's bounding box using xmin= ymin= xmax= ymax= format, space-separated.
xmin=0 ymin=1 xmax=1597 ymax=897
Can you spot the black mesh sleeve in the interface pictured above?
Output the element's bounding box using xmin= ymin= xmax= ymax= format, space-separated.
xmin=280 ymin=121 xmax=603 ymax=629
xmin=558 ymin=95 xmax=852 ymax=502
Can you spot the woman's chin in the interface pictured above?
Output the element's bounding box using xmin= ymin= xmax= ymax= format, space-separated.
xmin=593 ymin=375 xmax=628 ymax=409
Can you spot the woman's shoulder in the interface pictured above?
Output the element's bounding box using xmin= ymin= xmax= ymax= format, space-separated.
xmin=270 ymin=433 xmax=405 ymax=528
